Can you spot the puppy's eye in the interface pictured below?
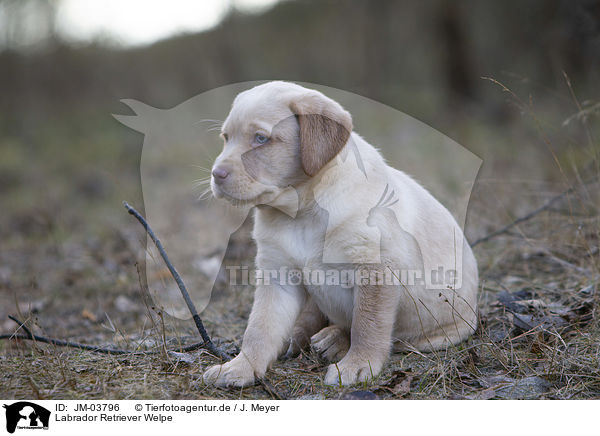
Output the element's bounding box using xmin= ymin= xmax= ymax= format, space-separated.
xmin=222 ymin=133 xmax=229 ymax=142
xmin=253 ymin=133 xmax=269 ymax=146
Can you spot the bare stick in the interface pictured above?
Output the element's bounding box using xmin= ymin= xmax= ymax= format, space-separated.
xmin=470 ymin=185 xmax=576 ymax=247
xmin=2 ymin=315 xmax=208 ymax=355
xmin=123 ymin=201 xmax=230 ymax=361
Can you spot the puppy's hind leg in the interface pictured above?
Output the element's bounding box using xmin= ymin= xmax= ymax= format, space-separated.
xmin=323 ymin=282 xmax=399 ymax=386
xmin=284 ymin=296 xmax=328 ymax=358
xmin=311 ymin=325 xmax=350 ymax=363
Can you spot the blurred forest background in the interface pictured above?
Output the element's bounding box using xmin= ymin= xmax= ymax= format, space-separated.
xmin=1 ymin=0 xmax=599 ymax=239
xmin=1 ymin=0 xmax=599 ymax=399
xmin=0 ymin=0 xmax=600 ymax=236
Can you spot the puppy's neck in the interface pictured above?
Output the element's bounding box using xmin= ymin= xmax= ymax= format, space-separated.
xmin=255 ymin=183 xmax=319 ymax=220
xmin=255 ymin=148 xmax=350 ymax=220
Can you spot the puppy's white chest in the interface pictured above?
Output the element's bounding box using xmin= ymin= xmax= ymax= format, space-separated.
xmin=255 ymin=210 xmax=327 ymax=265
xmin=303 ymin=267 xmax=355 ymax=328
xmin=255 ymin=211 xmax=355 ymax=327
xmin=284 ymin=226 xmax=356 ymax=327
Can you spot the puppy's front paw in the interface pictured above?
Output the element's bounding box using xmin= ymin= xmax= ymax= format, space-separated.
xmin=323 ymin=354 xmax=383 ymax=386
xmin=203 ymin=355 xmax=255 ymax=387
xmin=311 ymin=325 xmax=350 ymax=362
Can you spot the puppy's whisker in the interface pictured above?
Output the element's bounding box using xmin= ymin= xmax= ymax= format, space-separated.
xmin=190 ymin=164 xmax=213 ymax=172
xmin=194 ymin=119 xmax=225 ymax=133
xmin=195 ymin=148 xmax=220 ymax=161
xmin=192 ymin=180 xmax=212 ymax=190
xmin=192 ymin=184 xmax=211 ymax=191
xmin=194 ymin=119 xmax=223 ymax=127
xmin=197 ymin=187 xmax=214 ymax=201
xmin=192 ymin=176 xmax=212 ymax=183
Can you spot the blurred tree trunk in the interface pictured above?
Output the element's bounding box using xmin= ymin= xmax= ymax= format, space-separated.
xmin=0 ymin=0 xmax=57 ymax=51
xmin=561 ymin=0 xmax=600 ymax=80
xmin=363 ymin=0 xmax=394 ymax=100
xmin=437 ymin=1 xmax=475 ymax=100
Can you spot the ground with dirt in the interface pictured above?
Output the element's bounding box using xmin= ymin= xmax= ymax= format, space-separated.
xmin=1 ymin=172 xmax=598 ymax=400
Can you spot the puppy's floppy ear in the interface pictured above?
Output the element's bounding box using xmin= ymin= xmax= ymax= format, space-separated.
xmin=290 ymin=92 xmax=352 ymax=177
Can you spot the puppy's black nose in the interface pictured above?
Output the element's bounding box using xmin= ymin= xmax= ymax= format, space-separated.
xmin=212 ymin=166 xmax=230 ymax=183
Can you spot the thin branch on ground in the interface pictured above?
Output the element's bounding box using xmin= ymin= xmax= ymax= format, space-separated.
xmin=123 ymin=201 xmax=231 ymax=361
xmin=471 ymin=184 xmax=576 ymax=247
xmin=1 ymin=316 xmax=209 ymax=355
xmin=257 ymin=377 xmax=285 ymax=400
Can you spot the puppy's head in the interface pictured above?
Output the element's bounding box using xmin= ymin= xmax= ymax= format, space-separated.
xmin=211 ymin=82 xmax=352 ymax=205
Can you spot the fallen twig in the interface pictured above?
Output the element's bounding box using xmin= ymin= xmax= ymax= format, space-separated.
xmin=1 ymin=315 xmax=208 ymax=355
xmin=123 ymin=201 xmax=230 ymax=361
xmin=471 ymin=184 xmax=576 ymax=247
xmin=257 ymin=377 xmax=285 ymax=400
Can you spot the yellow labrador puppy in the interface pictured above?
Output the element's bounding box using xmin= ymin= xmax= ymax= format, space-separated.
xmin=204 ymin=81 xmax=478 ymax=386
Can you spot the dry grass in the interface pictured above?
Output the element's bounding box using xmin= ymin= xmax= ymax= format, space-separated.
xmin=1 ymin=176 xmax=598 ymax=400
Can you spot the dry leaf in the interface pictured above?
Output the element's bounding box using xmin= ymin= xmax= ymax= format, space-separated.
xmin=392 ymin=375 xmax=413 ymax=396
xmin=81 ymin=309 xmax=98 ymax=322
